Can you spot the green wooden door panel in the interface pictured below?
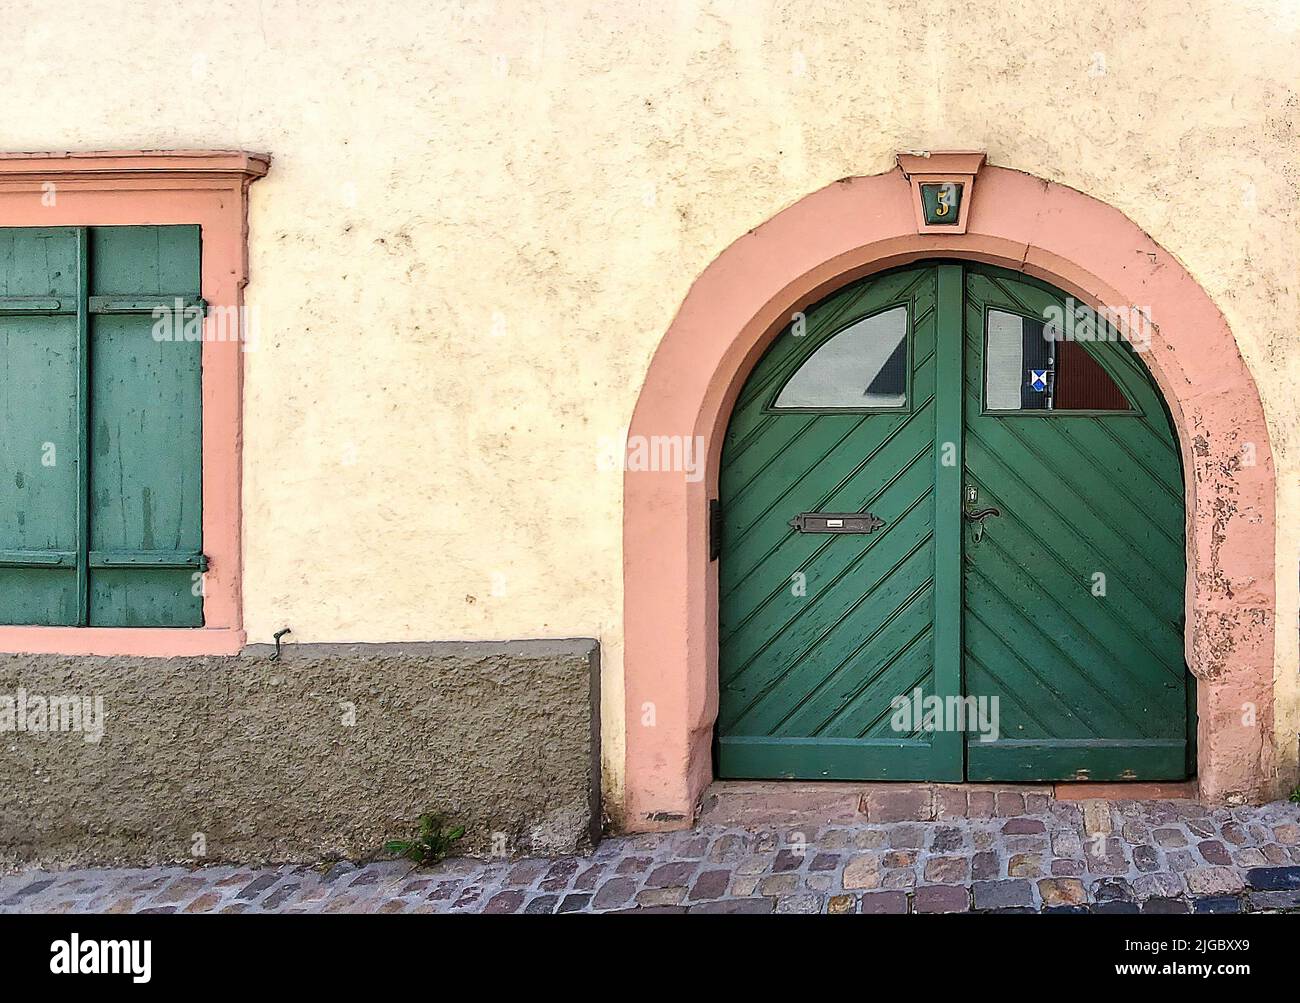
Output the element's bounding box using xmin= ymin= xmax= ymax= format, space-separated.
xmin=723 ymin=485 xmax=936 ymax=735
xmin=966 ymin=740 xmax=1187 ymax=782
xmin=716 ymin=261 xmax=1189 ymax=784
xmin=961 ymin=265 xmax=1188 ymax=781
xmin=0 ymin=229 xmax=82 ymax=624
xmin=88 ymin=227 xmax=203 ymax=627
xmin=721 ymin=401 xmax=936 ymax=607
xmin=718 ymin=264 xmax=963 ymax=781
xmin=929 ymin=264 xmax=966 ymax=777
xmin=720 ymin=442 xmax=935 ymax=679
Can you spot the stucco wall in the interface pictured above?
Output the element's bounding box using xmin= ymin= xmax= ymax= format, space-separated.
xmin=0 ymin=640 xmax=599 ymax=868
xmin=1 ymin=1 xmax=1297 ymax=813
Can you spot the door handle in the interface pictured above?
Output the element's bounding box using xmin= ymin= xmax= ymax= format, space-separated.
xmin=962 ymin=506 xmax=1000 ymax=543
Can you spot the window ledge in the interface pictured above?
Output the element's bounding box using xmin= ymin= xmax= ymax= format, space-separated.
xmin=0 ymin=627 xmax=245 ymax=657
xmin=0 ymin=150 xmax=270 ymax=184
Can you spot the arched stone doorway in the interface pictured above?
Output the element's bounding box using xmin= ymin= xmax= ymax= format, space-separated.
xmin=622 ymin=159 xmax=1275 ymax=829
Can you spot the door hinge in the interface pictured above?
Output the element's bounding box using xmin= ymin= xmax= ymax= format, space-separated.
xmin=709 ymin=499 xmax=722 ymax=561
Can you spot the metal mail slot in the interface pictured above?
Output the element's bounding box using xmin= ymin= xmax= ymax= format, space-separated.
xmin=788 ymin=511 xmax=886 ymax=535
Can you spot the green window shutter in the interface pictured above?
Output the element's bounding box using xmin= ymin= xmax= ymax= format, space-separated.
xmin=88 ymin=226 xmax=204 ymax=627
xmin=0 ymin=225 xmax=204 ymax=628
xmin=0 ymin=228 xmax=82 ymax=624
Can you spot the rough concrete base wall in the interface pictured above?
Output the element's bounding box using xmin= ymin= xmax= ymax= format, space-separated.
xmin=0 ymin=639 xmax=599 ymax=870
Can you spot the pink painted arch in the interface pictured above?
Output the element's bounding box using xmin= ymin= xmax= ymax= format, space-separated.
xmin=621 ymin=164 xmax=1276 ymax=829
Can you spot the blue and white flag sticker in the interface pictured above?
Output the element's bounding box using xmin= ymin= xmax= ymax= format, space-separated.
xmin=1028 ymin=369 xmax=1048 ymax=392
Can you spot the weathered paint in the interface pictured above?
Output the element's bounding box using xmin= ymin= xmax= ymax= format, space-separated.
xmin=88 ymin=226 xmax=204 ymax=627
xmin=717 ymin=265 xmax=965 ymax=781
xmin=960 ymin=265 xmax=1189 ymax=781
xmin=1 ymin=225 xmax=205 ymax=627
xmin=0 ymin=3 xmax=1296 ymax=817
xmin=0 ymin=228 xmax=81 ymax=623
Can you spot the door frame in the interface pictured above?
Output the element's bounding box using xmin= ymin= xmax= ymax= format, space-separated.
xmin=621 ymin=159 xmax=1277 ymax=830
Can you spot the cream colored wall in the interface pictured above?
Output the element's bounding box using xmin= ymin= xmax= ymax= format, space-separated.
xmin=3 ymin=0 xmax=1297 ymax=807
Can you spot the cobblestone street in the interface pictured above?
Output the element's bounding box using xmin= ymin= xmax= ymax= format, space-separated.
xmin=4 ymin=785 xmax=1300 ymax=915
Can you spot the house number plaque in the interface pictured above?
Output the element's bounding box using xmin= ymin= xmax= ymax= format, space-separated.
xmin=897 ymin=152 xmax=986 ymax=235
xmin=920 ymin=182 xmax=962 ymax=225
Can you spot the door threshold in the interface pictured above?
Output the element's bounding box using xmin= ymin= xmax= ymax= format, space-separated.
xmin=1052 ymin=780 xmax=1198 ymax=801
xmin=698 ymin=779 xmax=1201 ymax=829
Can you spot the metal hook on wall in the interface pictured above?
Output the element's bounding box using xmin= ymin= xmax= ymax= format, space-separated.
xmin=270 ymin=627 xmax=292 ymax=661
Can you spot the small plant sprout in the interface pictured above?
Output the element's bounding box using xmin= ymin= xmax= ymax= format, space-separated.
xmin=384 ymin=813 xmax=466 ymax=865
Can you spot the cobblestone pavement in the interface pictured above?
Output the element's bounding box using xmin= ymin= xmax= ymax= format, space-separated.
xmin=4 ymin=785 xmax=1300 ymax=914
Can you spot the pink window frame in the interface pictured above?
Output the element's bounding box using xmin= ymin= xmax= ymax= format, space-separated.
xmin=0 ymin=151 xmax=269 ymax=656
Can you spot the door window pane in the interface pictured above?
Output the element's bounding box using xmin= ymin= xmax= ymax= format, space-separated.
xmin=985 ymin=309 xmax=1051 ymax=410
xmin=984 ymin=309 xmax=1131 ymax=412
xmin=1053 ymin=340 xmax=1132 ymax=410
xmin=773 ymin=306 xmax=908 ymax=409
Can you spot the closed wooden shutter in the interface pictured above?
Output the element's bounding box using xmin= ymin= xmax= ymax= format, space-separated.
xmin=0 ymin=228 xmax=82 ymax=624
xmin=89 ymin=226 xmax=204 ymax=626
xmin=0 ymin=225 xmax=204 ymax=627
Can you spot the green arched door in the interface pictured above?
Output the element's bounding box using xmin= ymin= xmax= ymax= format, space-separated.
xmin=716 ymin=262 xmax=1189 ymax=782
